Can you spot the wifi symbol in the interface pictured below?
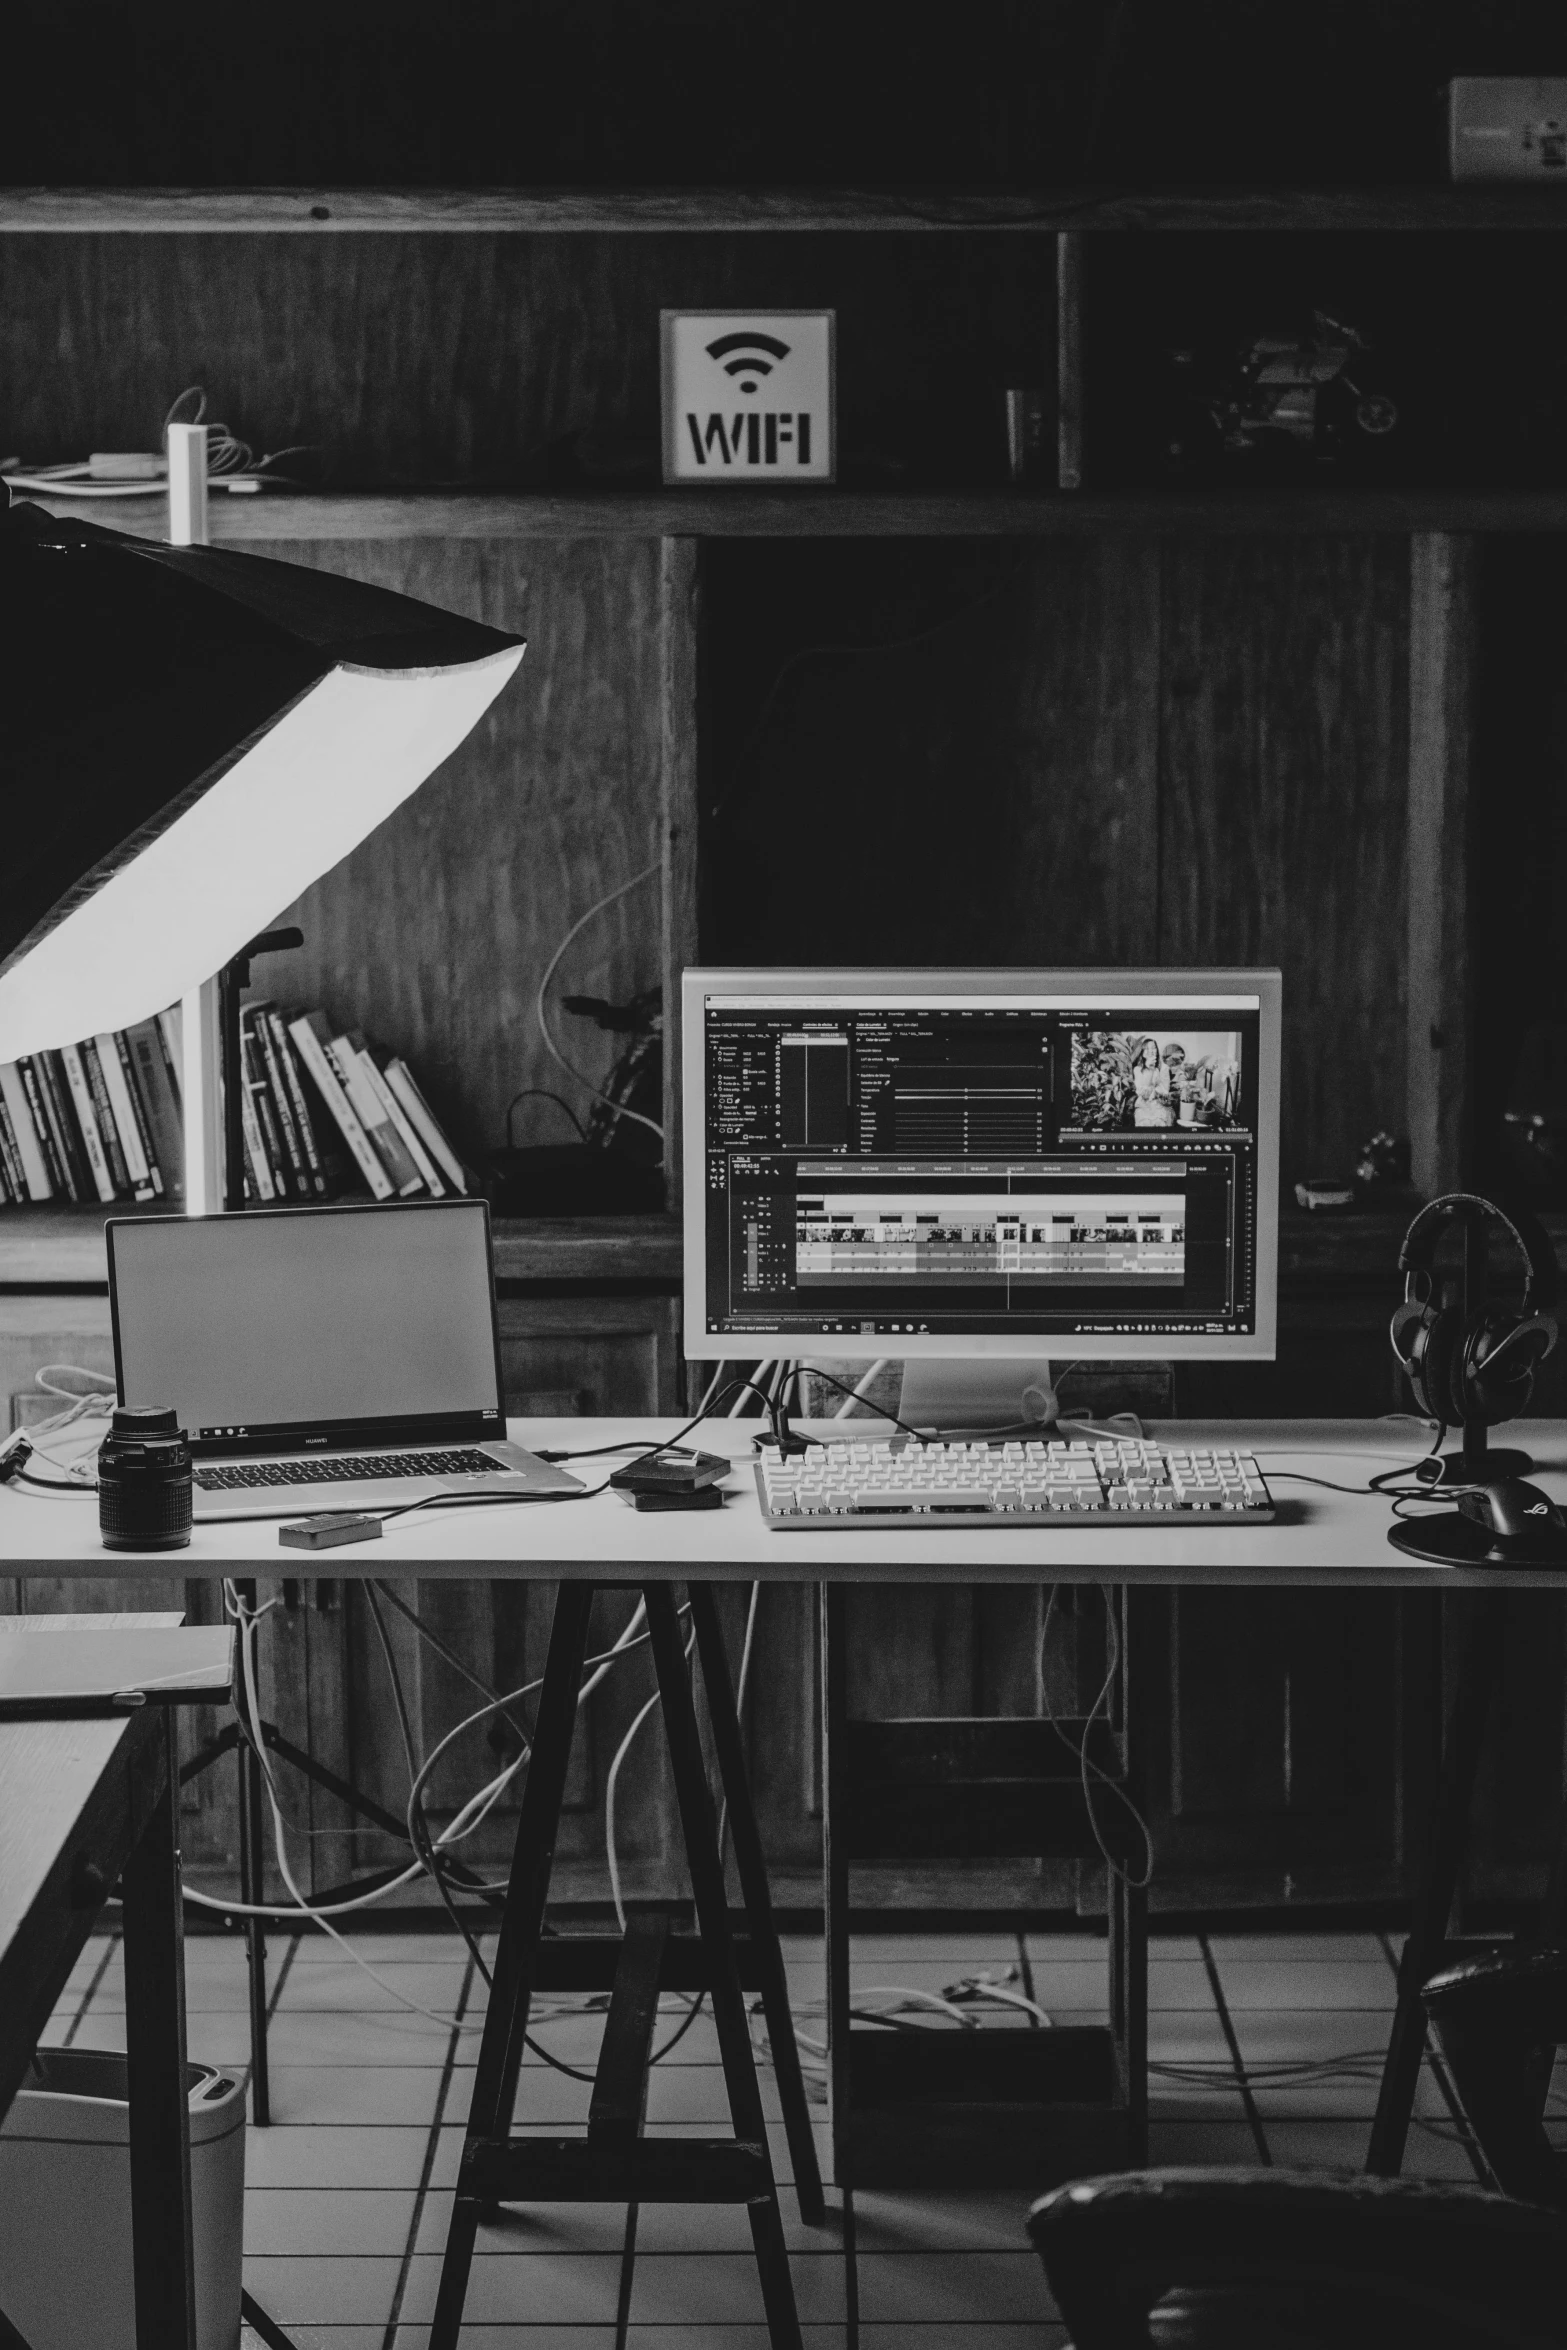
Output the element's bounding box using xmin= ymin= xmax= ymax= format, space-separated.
xmin=706 ymin=330 xmax=791 ymax=395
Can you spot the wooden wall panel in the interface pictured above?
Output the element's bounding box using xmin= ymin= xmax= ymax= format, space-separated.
xmin=1157 ymin=537 xmax=1411 ymax=1189
xmin=258 ymin=536 xmax=668 ymax=1169
xmin=0 ymin=233 xmax=1051 ymax=489
xmin=703 ymin=536 xmax=1163 ymax=968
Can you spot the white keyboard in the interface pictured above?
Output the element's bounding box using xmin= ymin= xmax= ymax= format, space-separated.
xmin=755 ymin=1435 xmax=1274 ymax=1530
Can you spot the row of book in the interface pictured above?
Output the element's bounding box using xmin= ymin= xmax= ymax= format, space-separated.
xmin=0 ymin=1002 xmax=471 ymax=1209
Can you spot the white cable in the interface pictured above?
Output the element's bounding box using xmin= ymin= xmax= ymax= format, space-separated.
xmin=535 ymin=861 xmax=664 ymax=1144
xmin=833 ymin=1358 xmax=890 ymax=1419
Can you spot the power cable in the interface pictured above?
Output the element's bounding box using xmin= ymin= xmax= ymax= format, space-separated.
xmin=535 ymin=862 xmax=664 ymax=1147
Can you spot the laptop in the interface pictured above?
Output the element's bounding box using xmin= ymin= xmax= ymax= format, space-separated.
xmin=107 ymin=1199 xmax=582 ymax=1521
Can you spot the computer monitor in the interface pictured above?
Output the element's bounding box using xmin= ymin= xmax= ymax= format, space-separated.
xmin=682 ymin=969 xmax=1280 ymax=1412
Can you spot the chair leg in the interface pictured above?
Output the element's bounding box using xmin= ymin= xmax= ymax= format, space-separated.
xmin=646 ymin=1585 xmax=803 ymax=2350
xmin=429 ymin=1579 xmax=597 ymax=2350
xmin=687 ymin=1580 xmax=826 ymax=2225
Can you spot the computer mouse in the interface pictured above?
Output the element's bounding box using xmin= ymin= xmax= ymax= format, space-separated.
xmin=1458 ymin=1479 xmax=1567 ymax=1545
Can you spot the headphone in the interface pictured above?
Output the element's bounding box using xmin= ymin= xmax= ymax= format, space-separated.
xmin=1390 ymin=1193 xmax=1560 ymax=1429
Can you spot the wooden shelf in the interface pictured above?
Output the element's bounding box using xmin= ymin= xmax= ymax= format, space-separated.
xmin=0 ymin=1206 xmax=683 ymax=1290
xmin=6 ymin=185 xmax=1567 ymax=235
xmin=28 ymin=487 xmax=1567 ymax=542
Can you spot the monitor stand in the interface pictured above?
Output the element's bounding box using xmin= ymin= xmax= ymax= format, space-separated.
xmin=897 ymin=1358 xmax=1061 ymax=1437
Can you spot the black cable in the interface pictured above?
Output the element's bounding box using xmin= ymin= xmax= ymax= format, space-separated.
xmin=771 ymin=1364 xmax=934 ymax=1449
xmin=12 ymin=1467 xmax=96 ymax=1492
xmin=364 ymin=1586 xmax=491 ymax=1985
xmin=506 ymin=1086 xmax=586 ymax=1144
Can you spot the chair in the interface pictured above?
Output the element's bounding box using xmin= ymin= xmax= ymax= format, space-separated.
xmin=1026 ymin=2167 xmax=1567 ymax=2349
xmin=1422 ymin=1947 xmax=1567 ymax=2211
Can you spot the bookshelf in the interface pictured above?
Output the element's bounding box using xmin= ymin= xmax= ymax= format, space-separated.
xmin=5 ymin=184 xmax=1567 ymax=233
xmin=28 ymin=486 xmax=1567 ymax=540
xmin=6 ymin=176 xmax=1567 ymax=1917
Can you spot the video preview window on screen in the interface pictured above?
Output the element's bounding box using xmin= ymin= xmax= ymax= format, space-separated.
xmin=703 ymin=998 xmax=1261 ymax=1341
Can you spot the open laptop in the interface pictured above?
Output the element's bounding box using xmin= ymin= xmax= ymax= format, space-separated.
xmin=107 ymin=1199 xmax=582 ymax=1521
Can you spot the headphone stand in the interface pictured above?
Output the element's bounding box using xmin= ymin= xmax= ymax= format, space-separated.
xmin=1426 ymin=1424 xmax=1534 ymax=1489
xmin=1389 ymin=1210 xmax=1562 ymax=1563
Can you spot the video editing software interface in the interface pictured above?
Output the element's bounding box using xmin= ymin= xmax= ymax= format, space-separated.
xmin=701 ymin=992 xmax=1263 ymax=1343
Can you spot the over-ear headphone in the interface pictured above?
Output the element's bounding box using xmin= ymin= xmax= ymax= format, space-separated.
xmin=1390 ymin=1193 xmax=1560 ymax=1429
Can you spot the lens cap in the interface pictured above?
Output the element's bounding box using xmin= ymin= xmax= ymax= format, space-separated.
xmin=111 ymin=1405 xmax=180 ymax=1437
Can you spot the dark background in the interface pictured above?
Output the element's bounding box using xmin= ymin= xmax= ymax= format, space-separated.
xmin=8 ymin=0 xmax=1567 ymax=189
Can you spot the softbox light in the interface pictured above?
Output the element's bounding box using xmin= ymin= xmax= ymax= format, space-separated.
xmin=0 ymin=498 xmax=525 ymax=1063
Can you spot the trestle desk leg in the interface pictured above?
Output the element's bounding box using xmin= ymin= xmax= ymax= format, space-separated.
xmin=646 ymin=1585 xmax=803 ymax=2350
xmin=1368 ymin=1590 xmax=1507 ymax=2175
xmin=687 ymin=1580 xmax=826 ymax=2225
xmin=429 ymin=1579 xmax=597 ymax=2350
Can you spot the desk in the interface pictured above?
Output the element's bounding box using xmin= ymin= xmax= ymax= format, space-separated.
xmin=0 ymin=1616 xmax=235 ymax=2350
xmin=3 ymin=1416 xmax=1566 ymax=1585
xmin=3 ymin=1421 xmax=1563 ymax=2338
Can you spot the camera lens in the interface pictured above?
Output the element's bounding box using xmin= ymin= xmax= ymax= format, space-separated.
xmin=98 ymin=1405 xmax=193 ymax=1553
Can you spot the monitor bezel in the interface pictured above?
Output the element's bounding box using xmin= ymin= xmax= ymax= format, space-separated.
xmin=681 ymin=967 xmax=1281 ymax=1362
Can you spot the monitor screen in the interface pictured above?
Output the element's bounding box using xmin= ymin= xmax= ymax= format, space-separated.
xmin=108 ymin=1199 xmax=506 ymax=1452
xmin=682 ymin=969 xmax=1280 ymax=1360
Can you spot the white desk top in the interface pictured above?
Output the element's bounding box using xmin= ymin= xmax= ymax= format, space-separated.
xmin=2 ymin=1418 xmax=1566 ymax=1588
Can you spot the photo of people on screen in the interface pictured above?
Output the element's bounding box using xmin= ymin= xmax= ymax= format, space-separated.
xmin=1069 ymin=1030 xmax=1243 ymax=1133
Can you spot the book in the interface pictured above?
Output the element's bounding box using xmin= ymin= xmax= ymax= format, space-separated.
xmin=245 ymin=1005 xmax=309 ymax=1198
xmin=17 ymin=1061 xmax=68 ymax=1197
xmin=328 ymin=1031 xmax=424 ymax=1197
xmin=127 ymin=1020 xmax=184 ymax=1201
xmin=157 ymin=1003 xmax=183 ymax=1105
xmin=241 ymin=1022 xmax=288 ymax=1197
xmin=288 ymin=1012 xmax=394 ymax=1199
xmin=264 ymin=1008 xmax=329 ymax=1197
xmin=349 ymin=1035 xmax=445 ymax=1196
xmin=79 ymin=1038 xmax=133 ymax=1198
xmin=37 ymin=1053 xmax=88 ymax=1201
xmin=0 ymin=1081 xmax=29 ymax=1202
xmin=98 ymin=1032 xmax=161 ymax=1199
xmin=238 ymin=1053 xmax=277 ymax=1202
xmin=0 ymin=1065 xmax=52 ymax=1200
xmin=385 ymin=1058 xmax=470 ymax=1195
xmin=66 ymin=1043 xmax=125 ymax=1203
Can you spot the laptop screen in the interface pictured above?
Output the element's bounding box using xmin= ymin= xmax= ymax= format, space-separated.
xmin=108 ymin=1201 xmax=506 ymax=1455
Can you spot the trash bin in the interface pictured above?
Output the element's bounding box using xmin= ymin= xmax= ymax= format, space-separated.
xmin=0 ymin=2048 xmax=246 ymax=2350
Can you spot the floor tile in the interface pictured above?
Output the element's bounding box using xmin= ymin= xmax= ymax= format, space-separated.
xmin=851 ymin=2189 xmax=1033 ymax=2254
xmin=244 ymin=2185 xmax=417 ymax=2256
xmin=626 ymin=2249 xmax=845 ymax=2326
xmin=856 ymin=2250 xmax=1053 ymax=2325
xmin=246 ymin=2124 xmax=434 ymax=2190
xmin=1206 ymin=1956 xmax=1397 ymax=2013
xmin=241 ymin=2253 xmax=401 ymax=2326
xmin=396 ymin=2250 xmax=626 ymax=2326
xmin=260 ymin=2064 xmax=447 ymax=2125
xmin=1145 ymin=2118 xmax=1269 ymax=2166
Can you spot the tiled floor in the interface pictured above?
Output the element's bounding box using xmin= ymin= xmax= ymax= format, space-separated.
xmin=37 ymin=1920 xmax=1546 ymax=2349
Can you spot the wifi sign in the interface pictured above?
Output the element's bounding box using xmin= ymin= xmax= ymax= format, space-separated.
xmin=662 ymin=309 xmax=836 ymax=485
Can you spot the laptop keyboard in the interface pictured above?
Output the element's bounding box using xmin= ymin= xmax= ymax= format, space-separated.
xmin=193 ymin=1449 xmax=504 ymax=1492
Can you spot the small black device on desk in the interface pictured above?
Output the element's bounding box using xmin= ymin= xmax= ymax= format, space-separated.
xmin=1456 ymin=1480 xmax=1567 ymax=1568
xmin=609 ymin=1449 xmax=730 ymax=1512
